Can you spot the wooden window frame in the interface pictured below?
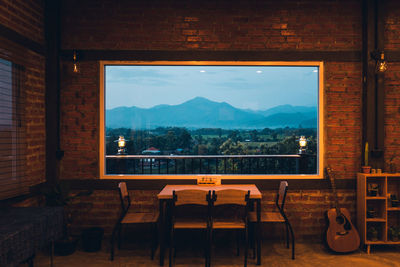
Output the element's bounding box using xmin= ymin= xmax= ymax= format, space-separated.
xmin=99 ymin=61 xmax=324 ymax=180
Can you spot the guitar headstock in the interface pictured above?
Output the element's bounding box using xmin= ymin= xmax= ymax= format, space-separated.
xmin=325 ymin=167 xmax=337 ymax=188
xmin=325 ymin=167 xmax=333 ymax=177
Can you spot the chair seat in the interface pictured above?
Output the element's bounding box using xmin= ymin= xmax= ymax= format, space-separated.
xmin=174 ymin=218 xmax=208 ymax=229
xmin=249 ymin=211 xmax=285 ymax=223
xmin=212 ymin=220 xmax=245 ymax=229
xmin=121 ymin=211 xmax=159 ymax=224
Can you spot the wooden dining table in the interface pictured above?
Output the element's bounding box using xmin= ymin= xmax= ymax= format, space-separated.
xmin=157 ymin=184 xmax=262 ymax=266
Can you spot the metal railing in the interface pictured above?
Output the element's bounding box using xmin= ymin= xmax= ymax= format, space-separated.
xmin=105 ymin=154 xmax=316 ymax=175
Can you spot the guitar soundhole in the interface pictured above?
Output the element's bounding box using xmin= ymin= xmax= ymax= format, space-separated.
xmin=336 ymin=215 xmax=352 ymax=231
xmin=336 ymin=215 xmax=344 ymax=224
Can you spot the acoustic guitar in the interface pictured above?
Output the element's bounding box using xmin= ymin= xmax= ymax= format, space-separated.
xmin=324 ymin=167 xmax=360 ymax=253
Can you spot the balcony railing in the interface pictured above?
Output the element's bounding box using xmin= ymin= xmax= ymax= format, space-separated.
xmin=105 ymin=154 xmax=316 ymax=175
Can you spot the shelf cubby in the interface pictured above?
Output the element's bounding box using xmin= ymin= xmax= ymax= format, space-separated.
xmin=357 ymin=173 xmax=400 ymax=253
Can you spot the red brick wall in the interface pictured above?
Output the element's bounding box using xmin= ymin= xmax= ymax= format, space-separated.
xmin=60 ymin=61 xmax=99 ymax=179
xmin=384 ymin=1 xmax=400 ymax=170
xmin=0 ymin=0 xmax=45 ymax=44
xmin=61 ymin=0 xmax=361 ymax=50
xmin=0 ymin=0 xmax=46 ymax=192
xmin=69 ymin=188 xmax=355 ymax=241
xmin=57 ymin=0 xmax=399 ymax=240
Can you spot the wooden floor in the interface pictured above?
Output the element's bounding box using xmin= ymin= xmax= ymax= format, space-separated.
xmin=29 ymin=238 xmax=400 ymax=267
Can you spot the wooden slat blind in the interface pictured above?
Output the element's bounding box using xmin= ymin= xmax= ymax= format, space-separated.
xmin=0 ymin=58 xmax=27 ymax=200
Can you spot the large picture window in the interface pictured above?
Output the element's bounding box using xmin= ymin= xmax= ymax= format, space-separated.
xmin=100 ymin=61 xmax=324 ymax=179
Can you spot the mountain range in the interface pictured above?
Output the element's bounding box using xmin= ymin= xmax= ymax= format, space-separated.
xmin=106 ymin=97 xmax=317 ymax=129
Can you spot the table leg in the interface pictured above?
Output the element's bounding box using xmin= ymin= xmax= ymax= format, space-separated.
xmin=256 ymin=199 xmax=261 ymax=265
xmin=159 ymin=199 xmax=165 ymax=266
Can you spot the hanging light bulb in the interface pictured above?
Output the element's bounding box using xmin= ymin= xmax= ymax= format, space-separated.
xmin=375 ymin=51 xmax=388 ymax=73
xmin=72 ymin=50 xmax=80 ymax=73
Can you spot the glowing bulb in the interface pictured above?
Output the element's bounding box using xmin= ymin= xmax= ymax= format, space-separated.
xmin=118 ymin=136 xmax=126 ymax=148
xmin=375 ymin=52 xmax=388 ymax=73
xmin=299 ymin=136 xmax=307 ymax=148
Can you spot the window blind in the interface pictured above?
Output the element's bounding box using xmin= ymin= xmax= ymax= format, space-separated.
xmin=0 ymin=57 xmax=27 ymax=200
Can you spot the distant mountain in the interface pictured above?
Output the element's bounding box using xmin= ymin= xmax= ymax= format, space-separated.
xmin=106 ymin=97 xmax=317 ymax=129
xmin=257 ymin=104 xmax=317 ymax=117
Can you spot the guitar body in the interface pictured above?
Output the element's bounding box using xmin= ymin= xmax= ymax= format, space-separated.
xmin=324 ymin=167 xmax=360 ymax=253
xmin=325 ymin=207 xmax=360 ymax=253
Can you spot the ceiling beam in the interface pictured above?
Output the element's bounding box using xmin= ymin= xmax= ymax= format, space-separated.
xmin=60 ymin=49 xmax=362 ymax=62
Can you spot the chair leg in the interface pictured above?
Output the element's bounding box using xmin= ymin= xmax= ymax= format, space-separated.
xmin=249 ymin=223 xmax=256 ymax=259
xmin=151 ymin=223 xmax=158 ymax=260
xmin=204 ymin=228 xmax=209 ymax=267
xmin=110 ymin=223 xmax=120 ymax=261
xmin=208 ymin=228 xmax=213 ymax=267
xmin=236 ymin=229 xmax=240 ymax=256
xmin=285 ymin=222 xmax=290 ymax=248
xmin=169 ymin=227 xmax=174 ymax=267
xmin=244 ymin=227 xmax=248 ymax=267
xmin=287 ymin=221 xmax=295 ymax=260
xmin=117 ymin=224 xmax=122 ymax=250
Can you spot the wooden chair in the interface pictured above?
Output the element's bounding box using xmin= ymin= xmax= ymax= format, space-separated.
xmin=249 ymin=181 xmax=295 ymax=260
xmin=210 ymin=189 xmax=251 ymax=267
xmin=110 ymin=182 xmax=159 ymax=261
xmin=169 ymin=189 xmax=212 ymax=267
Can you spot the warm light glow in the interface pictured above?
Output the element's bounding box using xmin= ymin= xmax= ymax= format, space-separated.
xmin=73 ymin=50 xmax=80 ymax=73
xmin=73 ymin=63 xmax=80 ymax=73
xmin=375 ymin=52 xmax=388 ymax=73
xmin=118 ymin=136 xmax=126 ymax=148
xmin=299 ymin=136 xmax=307 ymax=148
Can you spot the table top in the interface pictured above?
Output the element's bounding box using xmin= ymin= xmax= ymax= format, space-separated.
xmin=157 ymin=184 xmax=262 ymax=199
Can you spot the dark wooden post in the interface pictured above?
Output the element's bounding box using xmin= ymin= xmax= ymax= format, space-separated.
xmin=362 ymin=0 xmax=385 ymax=170
xmin=45 ymin=0 xmax=62 ymax=185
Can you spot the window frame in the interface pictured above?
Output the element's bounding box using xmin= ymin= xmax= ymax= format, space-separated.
xmin=99 ymin=61 xmax=324 ymax=180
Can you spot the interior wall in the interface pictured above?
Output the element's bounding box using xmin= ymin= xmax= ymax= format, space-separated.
xmin=58 ymin=0 xmax=400 ymax=239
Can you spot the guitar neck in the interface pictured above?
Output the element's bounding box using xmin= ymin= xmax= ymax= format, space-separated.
xmin=327 ymin=168 xmax=341 ymax=215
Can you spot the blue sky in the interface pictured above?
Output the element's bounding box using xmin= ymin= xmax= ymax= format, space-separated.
xmin=105 ymin=65 xmax=319 ymax=111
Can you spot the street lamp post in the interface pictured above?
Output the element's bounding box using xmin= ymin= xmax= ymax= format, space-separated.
xmin=298 ymin=136 xmax=308 ymax=173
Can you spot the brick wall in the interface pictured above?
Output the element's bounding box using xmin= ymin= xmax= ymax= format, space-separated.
xmin=384 ymin=1 xmax=400 ymax=170
xmin=0 ymin=0 xmax=46 ymax=192
xmin=69 ymin=188 xmax=355 ymax=241
xmin=58 ymin=0 xmax=399 ymax=240
xmin=60 ymin=61 xmax=99 ymax=179
xmin=0 ymin=0 xmax=45 ymax=44
xmin=60 ymin=0 xmax=361 ymax=51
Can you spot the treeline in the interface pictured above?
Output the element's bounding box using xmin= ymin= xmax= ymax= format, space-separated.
xmin=105 ymin=127 xmax=317 ymax=156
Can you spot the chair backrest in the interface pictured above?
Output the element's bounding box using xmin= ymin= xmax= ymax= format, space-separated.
xmin=171 ymin=190 xmax=212 ymax=225
xmin=173 ymin=189 xmax=211 ymax=206
xmin=275 ymin=181 xmax=288 ymax=211
xmin=118 ymin=182 xmax=130 ymax=213
xmin=212 ymin=189 xmax=250 ymax=206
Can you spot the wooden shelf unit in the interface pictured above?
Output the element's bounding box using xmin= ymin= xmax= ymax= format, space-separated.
xmin=357 ymin=173 xmax=400 ymax=253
